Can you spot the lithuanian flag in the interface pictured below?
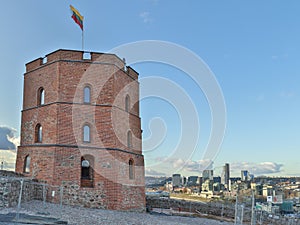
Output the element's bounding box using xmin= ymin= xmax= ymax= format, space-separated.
xmin=70 ymin=5 xmax=83 ymax=30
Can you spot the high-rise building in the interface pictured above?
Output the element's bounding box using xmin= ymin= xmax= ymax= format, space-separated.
xmin=241 ymin=170 xmax=249 ymax=181
xmin=221 ymin=163 xmax=230 ymax=188
xmin=172 ymin=174 xmax=182 ymax=187
xmin=15 ymin=49 xmax=145 ymax=211
xmin=202 ymin=169 xmax=213 ymax=182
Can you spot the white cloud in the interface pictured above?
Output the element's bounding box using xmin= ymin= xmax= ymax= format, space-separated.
xmin=139 ymin=12 xmax=153 ymax=23
xmin=153 ymin=157 xmax=213 ymax=175
xmin=0 ymin=126 xmax=19 ymax=171
xmin=0 ymin=126 xmax=19 ymax=150
xmin=230 ymin=161 xmax=283 ymax=176
xmin=172 ymin=158 xmax=213 ymax=172
xmin=145 ymin=168 xmax=166 ymax=177
xmin=7 ymin=135 xmax=20 ymax=148
xmin=0 ymin=150 xmax=16 ymax=171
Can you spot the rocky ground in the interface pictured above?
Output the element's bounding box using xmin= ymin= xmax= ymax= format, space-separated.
xmin=0 ymin=200 xmax=234 ymax=225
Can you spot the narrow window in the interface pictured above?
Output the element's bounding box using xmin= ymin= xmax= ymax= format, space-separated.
xmin=129 ymin=159 xmax=134 ymax=180
xmin=24 ymin=155 xmax=31 ymax=173
xmin=81 ymin=159 xmax=90 ymax=179
xmin=35 ymin=124 xmax=42 ymax=143
xmin=81 ymin=156 xmax=94 ymax=188
xmin=83 ymin=125 xmax=90 ymax=142
xmin=84 ymin=86 xmax=91 ymax=103
xmin=127 ymin=131 xmax=132 ymax=148
xmin=37 ymin=88 xmax=45 ymax=105
xmin=125 ymin=95 xmax=130 ymax=112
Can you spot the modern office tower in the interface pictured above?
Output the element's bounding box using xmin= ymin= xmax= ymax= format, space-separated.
xmin=221 ymin=163 xmax=230 ymax=188
xmin=172 ymin=174 xmax=182 ymax=187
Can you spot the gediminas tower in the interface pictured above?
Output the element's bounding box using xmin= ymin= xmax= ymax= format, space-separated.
xmin=15 ymin=49 xmax=145 ymax=211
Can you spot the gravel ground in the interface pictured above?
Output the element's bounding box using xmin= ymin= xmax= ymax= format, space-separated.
xmin=0 ymin=200 xmax=234 ymax=225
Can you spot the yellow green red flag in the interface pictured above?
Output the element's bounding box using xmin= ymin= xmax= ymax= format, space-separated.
xmin=70 ymin=5 xmax=83 ymax=30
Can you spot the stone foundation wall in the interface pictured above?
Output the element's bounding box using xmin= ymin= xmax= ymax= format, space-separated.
xmin=0 ymin=171 xmax=145 ymax=212
xmin=146 ymin=196 xmax=251 ymax=222
xmin=60 ymin=181 xmax=108 ymax=209
xmin=0 ymin=176 xmax=43 ymax=208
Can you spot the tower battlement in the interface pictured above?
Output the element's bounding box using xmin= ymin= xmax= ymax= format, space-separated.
xmin=25 ymin=49 xmax=139 ymax=80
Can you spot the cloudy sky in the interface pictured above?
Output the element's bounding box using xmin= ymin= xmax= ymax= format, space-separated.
xmin=0 ymin=126 xmax=18 ymax=170
xmin=0 ymin=1 xmax=300 ymax=177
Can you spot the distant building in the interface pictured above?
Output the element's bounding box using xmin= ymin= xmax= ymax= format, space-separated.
xmin=230 ymin=177 xmax=241 ymax=183
xmin=213 ymin=176 xmax=221 ymax=183
xmin=221 ymin=163 xmax=230 ymax=188
xmin=251 ymin=183 xmax=263 ymax=195
xmin=281 ymin=201 xmax=294 ymax=214
xmin=165 ymin=181 xmax=172 ymax=192
xmin=200 ymin=179 xmax=214 ymax=198
xmin=202 ymin=179 xmax=214 ymax=192
xmin=172 ymin=174 xmax=182 ymax=187
xmin=187 ymin=176 xmax=199 ymax=186
xmin=263 ymin=184 xmax=274 ymax=197
xmin=213 ymin=182 xmax=221 ymax=192
xmin=202 ymin=170 xmax=213 ymax=182
xmin=241 ymin=170 xmax=249 ymax=181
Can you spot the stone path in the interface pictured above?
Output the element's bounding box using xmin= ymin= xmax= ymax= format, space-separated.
xmin=0 ymin=201 xmax=234 ymax=225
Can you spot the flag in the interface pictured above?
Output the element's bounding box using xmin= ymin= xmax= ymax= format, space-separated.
xmin=70 ymin=5 xmax=83 ymax=30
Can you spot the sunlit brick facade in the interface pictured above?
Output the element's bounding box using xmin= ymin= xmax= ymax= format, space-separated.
xmin=15 ymin=49 xmax=145 ymax=211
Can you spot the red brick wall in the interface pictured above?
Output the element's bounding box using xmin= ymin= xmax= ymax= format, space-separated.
xmin=16 ymin=49 xmax=145 ymax=211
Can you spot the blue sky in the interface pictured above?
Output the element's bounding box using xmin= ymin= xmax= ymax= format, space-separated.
xmin=0 ymin=1 xmax=300 ymax=177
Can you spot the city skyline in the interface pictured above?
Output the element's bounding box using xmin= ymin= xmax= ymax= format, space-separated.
xmin=0 ymin=1 xmax=299 ymax=177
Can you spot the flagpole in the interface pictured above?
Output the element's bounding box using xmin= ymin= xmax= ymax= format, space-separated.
xmin=82 ymin=29 xmax=84 ymax=51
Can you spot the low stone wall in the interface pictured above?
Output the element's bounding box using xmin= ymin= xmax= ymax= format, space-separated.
xmin=0 ymin=172 xmax=43 ymax=208
xmin=146 ymin=196 xmax=251 ymax=222
xmin=0 ymin=170 xmax=23 ymax=178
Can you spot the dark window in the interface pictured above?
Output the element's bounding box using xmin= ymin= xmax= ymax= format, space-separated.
xmin=129 ymin=159 xmax=134 ymax=179
xmin=127 ymin=131 xmax=132 ymax=148
xmin=35 ymin=124 xmax=42 ymax=143
xmin=125 ymin=95 xmax=130 ymax=112
xmin=81 ymin=159 xmax=90 ymax=179
xmin=81 ymin=156 xmax=94 ymax=188
xmin=24 ymin=155 xmax=30 ymax=173
xmin=83 ymin=125 xmax=90 ymax=142
xmin=84 ymin=86 xmax=91 ymax=103
xmin=37 ymin=88 xmax=45 ymax=105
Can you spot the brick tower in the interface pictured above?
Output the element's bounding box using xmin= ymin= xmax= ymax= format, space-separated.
xmin=15 ymin=49 xmax=145 ymax=211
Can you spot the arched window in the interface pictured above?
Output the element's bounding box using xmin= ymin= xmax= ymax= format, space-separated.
xmin=83 ymin=125 xmax=90 ymax=142
xmin=84 ymin=86 xmax=91 ymax=103
xmin=81 ymin=156 xmax=94 ymax=188
xmin=24 ymin=155 xmax=31 ymax=173
xmin=81 ymin=159 xmax=90 ymax=179
xmin=35 ymin=124 xmax=42 ymax=143
xmin=129 ymin=159 xmax=134 ymax=180
xmin=125 ymin=95 xmax=130 ymax=112
xmin=37 ymin=88 xmax=45 ymax=105
xmin=127 ymin=131 xmax=132 ymax=148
